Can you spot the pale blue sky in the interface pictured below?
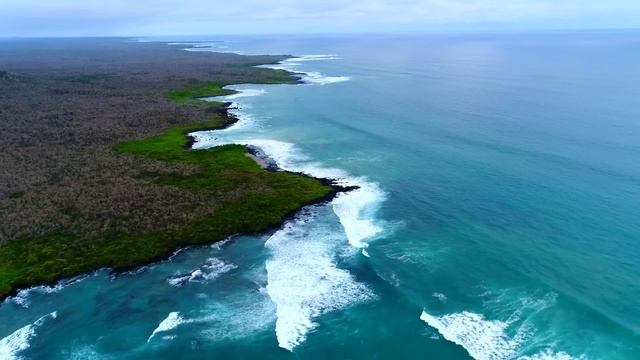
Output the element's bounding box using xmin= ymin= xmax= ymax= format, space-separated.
xmin=1 ymin=0 xmax=639 ymax=37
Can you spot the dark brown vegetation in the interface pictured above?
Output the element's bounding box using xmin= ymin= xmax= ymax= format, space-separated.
xmin=0 ymin=38 xmax=333 ymax=297
xmin=0 ymin=38 xmax=294 ymax=243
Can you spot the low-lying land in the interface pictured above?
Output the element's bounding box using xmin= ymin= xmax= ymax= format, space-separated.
xmin=0 ymin=38 xmax=336 ymax=298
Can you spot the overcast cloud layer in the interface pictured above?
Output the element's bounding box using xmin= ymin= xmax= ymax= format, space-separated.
xmin=1 ymin=0 xmax=639 ymax=36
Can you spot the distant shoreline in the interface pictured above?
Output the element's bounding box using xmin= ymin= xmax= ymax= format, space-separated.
xmin=0 ymin=39 xmax=350 ymax=301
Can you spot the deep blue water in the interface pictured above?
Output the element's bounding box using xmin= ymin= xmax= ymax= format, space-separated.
xmin=2 ymin=33 xmax=640 ymax=359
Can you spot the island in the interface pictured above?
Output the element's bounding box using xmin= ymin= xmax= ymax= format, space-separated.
xmin=0 ymin=38 xmax=347 ymax=299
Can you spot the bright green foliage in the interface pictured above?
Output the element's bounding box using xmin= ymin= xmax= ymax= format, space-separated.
xmin=164 ymin=82 xmax=237 ymax=106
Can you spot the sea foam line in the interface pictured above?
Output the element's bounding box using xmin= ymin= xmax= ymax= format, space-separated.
xmin=4 ymin=274 xmax=91 ymax=308
xmin=0 ymin=312 xmax=57 ymax=360
xmin=259 ymin=54 xmax=350 ymax=85
xmin=265 ymin=215 xmax=375 ymax=351
xmin=189 ymin=54 xmax=384 ymax=351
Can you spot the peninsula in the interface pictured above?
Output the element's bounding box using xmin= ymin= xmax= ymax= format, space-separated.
xmin=0 ymin=38 xmax=342 ymax=299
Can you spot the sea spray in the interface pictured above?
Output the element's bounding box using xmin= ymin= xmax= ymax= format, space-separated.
xmin=148 ymin=312 xmax=184 ymax=342
xmin=420 ymin=291 xmax=582 ymax=360
xmin=167 ymin=257 xmax=237 ymax=287
xmin=0 ymin=312 xmax=57 ymax=360
xmin=265 ymin=212 xmax=374 ymax=350
xmin=420 ymin=310 xmax=527 ymax=360
xmin=189 ymin=55 xmax=386 ymax=350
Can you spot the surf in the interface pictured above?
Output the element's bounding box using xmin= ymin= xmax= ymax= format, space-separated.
xmin=188 ymin=54 xmax=387 ymax=350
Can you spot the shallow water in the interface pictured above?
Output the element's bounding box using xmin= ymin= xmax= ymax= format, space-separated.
xmin=2 ymin=33 xmax=640 ymax=359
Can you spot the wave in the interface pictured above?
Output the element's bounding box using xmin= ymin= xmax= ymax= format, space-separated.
xmin=259 ymin=55 xmax=351 ymax=86
xmin=420 ymin=310 xmax=527 ymax=360
xmin=188 ymin=55 xmax=384 ymax=350
xmin=265 ymin=215 xmax=375 ymax=351
xmin=217 ymin=138 xmax=386 ymax=252
xmin=167 ymin=257 xmax=237 ymax=287
xmin=148 ymin=288 xmax=277 ymax=343
xmin=291 ymin=54 xmax=342 ymax=61
xmin=191 ymin=116 xmax=386 ymax=252
xmin=300 ymin=72 xmax=351 ymax=85
xmin=147 ymin=312 xmax=184 ymax=342
xmin=5 ymin=275 xmax=90 ymax=308
xmin=520 ymin=350 xmax=583 ymax=360
xmin=0 ymin=312 xmax=57 ymax=360
xmin=420 ymin=306 xmax=583 ymax=360
xmin=223 ymin=88 xmax=265 ymax=100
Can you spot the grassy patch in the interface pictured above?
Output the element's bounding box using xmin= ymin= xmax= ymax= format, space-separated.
xmin=0 ymin=81 xmax=333 ymax=298
xmin=164 ymin=82 xmax=236 ymax=106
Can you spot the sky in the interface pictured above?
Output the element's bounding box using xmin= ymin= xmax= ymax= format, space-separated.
xmin=1 ymin=0 xmax=639 ymax=37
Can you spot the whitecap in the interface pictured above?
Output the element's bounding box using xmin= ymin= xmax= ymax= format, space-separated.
xmin=433 ymin=293 xmax=448 ymax=302
xmin=183 ymin=54 xmax=386 ymax=351
xmin=0 ymin=312 xmax=57 ymax=360
xmin=223 ymin=88 xmax=265 ymax=100
xmin=259 ymin=54 xmax=351 ymax=86
xmin=167 ymin=257 xmax=237 ymax=287
xmin=5 ymin=276 xmax=89 ymax=308
xmin=193 ymin=135 xmax=387 ymax=251
xmin=148 ymin=312 xmax=184 ymax=342
xmin=299 ymin=72 xmax=351 ymax=85
xmin=332 ymin=181 xmax=385 ymax=248
xmin=291 ymin=54 xmax=342 ymax=61
xmin=221 ymin=138 xmax=385 ymax=249
xmin=420 ymin=310 xmax=527 ymax=360
xmin=519 ymin=349 xmax=584 ymax=360
xmin=265 ymin=216 xmax=375 ymax=351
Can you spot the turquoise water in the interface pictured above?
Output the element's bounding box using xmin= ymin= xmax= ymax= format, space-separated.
xmin=2 ymin=33 xmax=640 ymax=359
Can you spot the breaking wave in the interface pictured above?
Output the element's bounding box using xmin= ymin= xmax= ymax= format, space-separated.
xmin=188 ymin=53 xmax=384 ymax=351
xmin=265 ymin=214 xmax=375 ymax=351
xmin=167 ymin=257 xmax=237 ymax=287
xmin=420 ymin=310 xmax=527 ymax=360
xmin=260 ymin=54 xmax=350 ymax=85
xmin=147 ymin=312 xmax=184 ymax=342
xmin=0 ymin=312 xmax=57 ymax=360
xmin=223 ymin=88 xmax=266 ymax=100
xmin=5 ymin=275 xmax=90 ymax=308
xmin=420 ymin=292 xmax=584 ymax=360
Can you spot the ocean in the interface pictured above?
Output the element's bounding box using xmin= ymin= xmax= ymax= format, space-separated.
xmin=2 ymin=32 xmax=640 ymax=359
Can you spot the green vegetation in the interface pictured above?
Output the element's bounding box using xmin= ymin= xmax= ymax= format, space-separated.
xmin=0 ymin=82 xmax=333 ymax=298
xmin=164 ymin=82 xmax=236 ymax=106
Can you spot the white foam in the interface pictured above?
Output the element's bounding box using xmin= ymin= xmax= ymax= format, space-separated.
xmin=148 ymin=312 xmax=184 ymax=342
xmin=193 ymin=133 xmax=387 ymax=251
xmin=198 ymin=289 xmax=277 ymax=341
xmin=223 ymin=88 xmax=265 ymax=100
xmin=433 ymin=293 xmax=448 ymax=302
xmin=265 ymin=218 xmax=375 ymax=351
xmin=185 ymin=55 xmax=385 ymax=351
xmin=420 ymin=310 xmax=527 ymax=360
xmin=167 ymin=257 xmax=237 ymax=287
xmin=299 ymin=72 xmax=351 ymax=85
xmin=260 ymin=54 xmax=351 ymax=86
xmin=332 ymin=181 xmax=385 ymax=248
xmin=234 ymin=139 xmax=386 ymax=249
xmin=0 ymin=312 xmax=57 ymax=360
xmin=291 ymin=54 xmax=342 ymax=61
xmin=6 ymin=276 xmax=89 ymax=308
xmin=519 ymin=350 xmax=583 ymax=360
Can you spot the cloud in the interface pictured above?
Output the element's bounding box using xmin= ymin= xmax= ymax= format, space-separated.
xmin=0 ymin=0 xmax=639 ymax=36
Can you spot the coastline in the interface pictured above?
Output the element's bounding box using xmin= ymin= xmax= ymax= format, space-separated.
xmin=0 ymin=43 xmax=351 ymax=301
